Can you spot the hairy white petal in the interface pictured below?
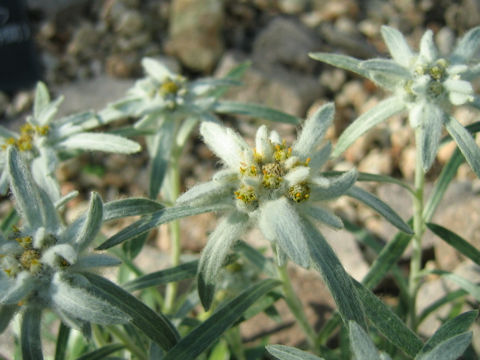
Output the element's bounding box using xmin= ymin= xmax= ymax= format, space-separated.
xmin=141 ymin=57 xmax=174 ymax=82
xmin=304 ymin=205 xmax=344 ymax=229
xmin=444 ymin=79 xmax=474 ymax=105
xmin=255 ymin=125 xmax=273 ymax=160
xmin=269 ymin=130 xmax=282 ymax=145
xmin=0 ymin=272 xmax=34 ymax=305
xmin=380 ymin=26 xmax=414 ymax=67
xmin=284 ymin=166 xmax=310 ymax=185
xmin=293 ymin=103 xmax=334 ymax=157
xmin=419 ymin=30 xmax=438 ymax=63
xmin=212 ymin=169 xmax=239 ymax=184
xmin=409 ymin=103 xmax=424 ymax=128
xmin=42 ymin=244 xmax=78 ymax=267
xmin=259 ymin=198 xmax=310 ymax=268
xmin=200 ymin=122 xmax=250 ymax=169
xmin=177 ymin=181 xmax=233 ymax=206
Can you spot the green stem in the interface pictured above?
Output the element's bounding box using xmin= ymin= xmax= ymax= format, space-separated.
xmin=408 ymin=129 xmax=426 ymax=329
xmin=109 ymin=325 xmax=147 ymax=360
xmin=164 ymin=159 xmax=182 ymax=313
xmin=277 ymin=263 xmax=317 ymax=349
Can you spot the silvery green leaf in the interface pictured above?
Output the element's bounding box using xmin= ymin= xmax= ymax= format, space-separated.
xmin=200 ymin=121 xmax=250 ymax=169
xmin=34 ymin=82 xmax=50 ymax=120
xmin=97 ymin=202 xmax=233 ymax=250
xmin=70 ymin=254 xmax=121 ymax=270
xmin=103 ymin=198 xmax=164 ymax=221
xmin=189 ymin=78 xmax=241 ymax=96
xmin=266 ymin=344 xmax=324 ymax=360
xmin=73 ymin=192 xmax=103 ymax=251
xmin=31 ymin=157 xmax=61 ymax=203
xmin=109 ymin=97 xmax=144 ymax=117
xmin=415 ymin=332 xmax=472 ymax=360
xmin=309 ymin=142 xmax=332 ymax=172
xmin=212 ymin=101 xmax=301 ymax=125
xmin=304 ymin=218 xmax=367 ymax=328
xmin=416 ymin=103 xmax=444 ymax=171
xmin=349 ymin=321 xmax=381 ymax=360
xmin=142 ymin=57 xmax=174 ymax=82
xmin=450 ymin=26 xmax=480 ymax=63
xmin=361 ymin=59 xmax=412 ymax=80
xmin=380 ymin=26 xmax=414 ymax=67
xmin=304 ymin=205 xmax=343 ymax=229
xmin=82 ymin=272 xmax=180 ymax=350
xmin=198 ymin=212 xmax=249 ymax=310
xmin=433 ymin=270 xmax=480 ymax=301
xmin=352 ymin=279 xmax=423 ymax=357
xmin=310 ymin=168 xmax=357 ymax=201
xmin=417 ymin=310 xmax=477 ymax=358
xmin=346 ymin=186 xmax=413 ymax=234
xmin=0 ymin=171 xmax=8 ymax=196
xmin=56 ymin=133 xmax=141 ymax=154
xmin=36 ymin=96 xmax=64 ymax=126
xmin=123 ymin=260 xmax=198 ymax=292
xmin=148 ymin=119 xmax=176 ymax=199
xmin=0 ymin=304 xmax=17 ymax=333
xmin=0 ymin=125 xmax=17 ymax=139
xmin=293 ymin=103 xmax=334 ymax=157
xmin=444 ymin=79 xmax=474 ymax=105
xmin=8 ymin=148 xmax=45 ymax=230
xmin=177 ymin=181 xmax=233 ymax=206
xmin=259 ymin=198 xmax=310 ymax=268
xmin=54 ymin=112 xmax=104 ymax=138
xmin=308 ymin=52 xmax=370 ymax=78
xmin=1 ymin=273 xmax=35 ymax=305
xmin=134 ymin=112 xmax=164 ymax=131
xmin=55 ymin=308 xmax=91 ymax=336
xmin=419 ymin=30 xmax=438 ymax=63
xmin=176 ymin=116 xmax=199 ymax=148
xmin=51 ymin=274 xmax=130 ymax=325
xmin=445 ymin=115 xmax=480 ymax=178
xmin=21 ymin=306 xmax=43 ymax=360
xmin=333 ymin=96 xmax=405 ymax=157
xmin=54 ymin=191 xmax=79 ymax=210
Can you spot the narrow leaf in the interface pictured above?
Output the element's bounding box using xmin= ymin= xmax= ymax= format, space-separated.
xmin=444 ymin=115 xmax=480 ymax=178
xmin=76 ymin=344 xmax=124 ymax=360
xmin=266 ymin=344 xmax=324 ymax=360
xmin=163 ymin=279 xmax=280 ymax=360
xmin=433 ymin=270 xmax=480 ymax=301
xmin=56 ymin=133 xmax=141 ymax=154
xmin=305 ymin=218 xmax=367 ymax=328
xmin=361 ymin=59 xmax=412 ymax=79
xmin=54 ymin=323 xmax=70 ymax=360
xmin=416 ymin=332 xmax=472 ymax=360
xmin=148 ymin=119 xmax=175 ymax=199
xmin=34 ymin=82 xmax=50 ymax=120
xmin=74 ymin=192 xmax=103 ymax=251
xmin=427 ymin=223 xmax=480 ymax=265
xmin=21 ymin=306 xmax=43 ymax=360
xmin=380 ymin=26 xmax=413 ymax=67
xmin=417 ymin=310 xmax=478 ymax=357
xmin=349 ymin=321 xmax=381 ymax=360
xmin=0 ymin=304 xmax=17 ymax=334
xmin=97 ymin=202 xmax=232 ymax=250
xmin=123 ymin=260 xmax=198 ymax=292
xmin=346 ymin=186 xmax=413 ymax=234
xmin=198 ymin=212 xmax=249 ymax=310
xmin=418 ymin=289 xmax=467 ymax=325
xmin=104 ymin=198 xmax=164 ymax=221
xmin=308 ymin=53 xmax=370 ymax=78
xmin=332 ymin=97 xmax=405 ymax=157
xmin=82 ymin=272 xmax=180 ymax=350
xmin=451 ymin=26 xmax=480 ymax=62
xmin=212 ymin=101 xmax=300 ymax=125
xmin=352 ymin=280 xmax=423 ymax=357
xmin=233 ymin=241 xmax=277 ymax=277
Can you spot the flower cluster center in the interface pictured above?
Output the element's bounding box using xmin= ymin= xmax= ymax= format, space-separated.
xmin=234 ymin=139 xmax=311 ymax=211
xmin=2 ymin=123 xmax=50 ymax=152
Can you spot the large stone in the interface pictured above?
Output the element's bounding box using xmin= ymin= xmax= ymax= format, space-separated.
xmin=252 ymin=17 xmax=321 ymax=73
xmin=166 ymin=0 xmax=224 ymax=72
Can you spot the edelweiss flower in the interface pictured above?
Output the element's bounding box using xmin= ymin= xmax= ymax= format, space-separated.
xmin=177 ymin=104 xmax=358 ymax=306
xmin=310 ymin=26 xmax=480 ymax=175
xmin=0 ymin=148 xmax=128 ymax=332
xmin=0 ymin=82 xmax=140 ymax=200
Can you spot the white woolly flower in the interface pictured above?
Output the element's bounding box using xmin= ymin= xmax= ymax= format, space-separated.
xmin=0 ymin=148 xmax=127 ymax=330
xmin=310 ymin=26 xmax=480 ymax=175
xmin=177 ymin=104 xmax=358 ymax=308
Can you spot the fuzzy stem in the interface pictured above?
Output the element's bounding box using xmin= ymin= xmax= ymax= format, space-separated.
xmin=277 ymin=263 xmax=317 ymax=349
xmin=408 ymin=129 xmax=426 ymax=329
xmin=164 ymin=160 xmax=182 ymax=314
